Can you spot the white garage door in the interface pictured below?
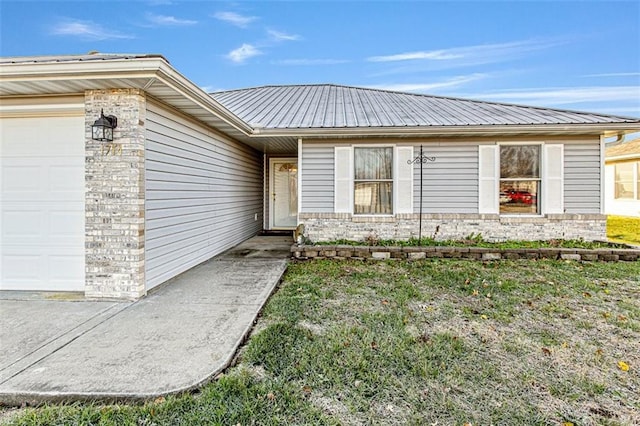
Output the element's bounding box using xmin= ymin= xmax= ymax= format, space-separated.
xmin=0 ymin=116 xmax=85 ymax=291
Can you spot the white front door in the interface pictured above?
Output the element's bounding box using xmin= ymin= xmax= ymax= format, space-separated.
xmin=270 ymin=158 xmax=298 ymax=229
xmin=0 ymin=116 xmax=85 ymax=291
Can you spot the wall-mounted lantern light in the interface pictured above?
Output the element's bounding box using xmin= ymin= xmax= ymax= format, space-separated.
xmin=91 ymin=109 xmax=117 ymax=142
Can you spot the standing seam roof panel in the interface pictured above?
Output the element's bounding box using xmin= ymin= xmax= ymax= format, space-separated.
xmin=210 ymin=84 xmax=640 ymax=129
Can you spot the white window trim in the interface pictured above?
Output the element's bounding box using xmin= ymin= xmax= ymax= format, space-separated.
xmin=335 ymin=144 xmax=413 ymax=216
xmin=352 ymin=144 xmax=395 ymax=216
xmin=497 ymin=141 xmax=545 ymax=217
xmin=612 ymin=161 xmax=639 ymax=201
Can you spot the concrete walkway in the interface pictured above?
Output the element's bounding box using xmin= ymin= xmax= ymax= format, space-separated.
xmin=0 ymin=235 xmax=291 ymax=405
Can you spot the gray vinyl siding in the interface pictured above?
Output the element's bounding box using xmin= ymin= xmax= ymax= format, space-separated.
xmin=564 ymin=139 xmax=601 ymax=213
xmin=299 ymin=139 xmax=601 ymax=215
xmin=300 ymin=143 xmax=334 ymax=212
xmin=414 ymin=144 xmax=478 ymax=213
xmin=145 ymin=101 xmax=263 ymax=290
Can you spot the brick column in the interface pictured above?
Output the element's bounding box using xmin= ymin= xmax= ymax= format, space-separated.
xmin=85 ymin=89 xmax=146 ymax=299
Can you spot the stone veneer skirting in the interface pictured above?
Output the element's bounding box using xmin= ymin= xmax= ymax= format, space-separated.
xmin=299 ymin=213 xmax=607 ymax=243
xmin=291 ymin=245 xmax=640 ymax=262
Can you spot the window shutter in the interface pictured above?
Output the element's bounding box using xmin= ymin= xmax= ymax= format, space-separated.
xmin=478 ymin=145 xmax=499 ymax=214
xmin=334 ymin=146 xmax=353 ymax=213
xmin=395 ymin=146 xmax=414 ymax=214
xmin=543 ymin=144 xmax=564 ymax=214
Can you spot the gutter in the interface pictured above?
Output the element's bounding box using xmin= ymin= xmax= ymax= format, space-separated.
xmin=605 ymin=153 xmax=640 ymax=162
xmin=250 ymin=122 xmax=640 ymax=139
xmin=153 ymin=61 xmax=254 ymax=136
xmin=3 ymin=56 xmax=640 ymax=142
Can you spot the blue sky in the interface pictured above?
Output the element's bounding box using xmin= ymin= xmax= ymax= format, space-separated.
xmin=1 ymin=0 xmax=639 ymax=118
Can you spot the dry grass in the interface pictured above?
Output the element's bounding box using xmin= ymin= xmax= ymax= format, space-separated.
xmin=6 ymin=258 xmax=640 ymax=425
xmin=249 ymin=259 xmax=640 ymax=425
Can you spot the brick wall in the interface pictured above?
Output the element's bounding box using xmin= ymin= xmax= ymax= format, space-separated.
xmin=299 ymin=213 xmax=607 ymax=243
xmin=85 ymin=89 xmax=146 ymax=299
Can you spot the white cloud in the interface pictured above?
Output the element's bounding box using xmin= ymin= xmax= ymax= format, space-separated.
xmin=369 ymin=50 xmax=462 ymax=62
xmin=595 ymin=107 xmax=640 ymax=116
xmin=372 ymin=74 xmax=487 ymax=93
xmin=273 ymin=58 xmax=350 ymax=66
xmin=267 ymin=29 xmax=301 ymax=42
xmin=214 ymin=11 xmax=258 ymax=28
xmin=582 ymin=72 xmax=640 ymax=78
xmin=146 ymin=13 xmax=197 ymax=26
xmin=466 ymin=86 xmax=640 ymax=106
xmin=51 ymin=19 xmax=133 ymax=40
xmin=200 ymin=85 xmax=225 ymax=93
xmin=227 ymin=44 xmax=262 ymax=63
xmin=367 ymin=39 xmax=564 ymax=70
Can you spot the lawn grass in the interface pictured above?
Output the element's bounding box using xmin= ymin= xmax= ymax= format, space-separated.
xmin=607 ymin=215 xmax=640 ymax=246
xmin=4 ymin=259 xmax=640 ymax=425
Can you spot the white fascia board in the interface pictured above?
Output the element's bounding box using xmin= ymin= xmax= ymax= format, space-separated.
xmin=153 ymin=65 xmax=254 ymax=135
xmin=605 ymin=154 xmax=640 ymax=162
xmin=0 ymin=58 xmax=166 ymax=82
xmin=250 ymin=123 xmax=640 ymax=140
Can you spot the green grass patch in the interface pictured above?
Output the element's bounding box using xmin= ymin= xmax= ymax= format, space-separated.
xmin=5 ymin=259 xmax=640 ymax=425
xmin=607 ymin=215 xmax=640 ymax=246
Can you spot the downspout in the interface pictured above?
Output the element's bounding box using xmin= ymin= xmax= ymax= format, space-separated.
xmin=297 ymin=138 xmax=303 ymax=226
xmin=263 ymin=154 xmax=267 ymax=230
xmin=600 ymin=134 xmax=606 ymax=214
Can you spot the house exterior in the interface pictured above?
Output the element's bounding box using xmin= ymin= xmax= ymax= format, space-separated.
xmin=2 ymin=54 xmax=639 ymax=299
xmin=604 ymin=138 xmax=640 ymax=217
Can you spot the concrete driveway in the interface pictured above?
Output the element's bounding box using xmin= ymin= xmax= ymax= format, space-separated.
xmin=0 ymin=235 xmax=291 ymax=405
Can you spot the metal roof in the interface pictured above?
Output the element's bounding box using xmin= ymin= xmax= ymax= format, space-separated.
xmin=0 ymin=53 xmax=169 ymax=65
xmin=3 ymin=55 xmax=640 ymax=154
xmin=212 ymin=84 xmax=639 ymax=130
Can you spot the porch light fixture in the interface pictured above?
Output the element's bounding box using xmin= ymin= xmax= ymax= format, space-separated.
xmin=91 ymin=109 xmax=117 ymax=142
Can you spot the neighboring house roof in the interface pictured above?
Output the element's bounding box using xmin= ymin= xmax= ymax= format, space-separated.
xmin=606 ymin=138 xmax=640 ymax=161
xmin=212 ymin=84 xmax=639 ymax=130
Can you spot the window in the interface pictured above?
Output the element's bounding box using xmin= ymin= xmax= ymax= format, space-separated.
xmin=354 ymin=147 xmax=393 ymax=214
xmin=614 ymin=163 xmax=634 ymax=200
xmin=499 ymin=145 xmax=541 ymax=214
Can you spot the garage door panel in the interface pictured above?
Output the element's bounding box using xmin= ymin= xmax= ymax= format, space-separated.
xmin=2 ymin=244 xmax=84 ymax=290
xmin=1 ymin=161 xmax=84 ymax=201
xmin=2 ymin=210 xmax=43 ymax=237
xmin=49 ymin=254 xmax=84 ymax=282
xmin=2 ymin=203 xmax=84 ymax=243
xmin=0 ymin=127 xmax=39 ymax=155
xmin=1 ymin=116 xmax=84 ymax=292
xmin=2 ymin=254 xmax=43 ymax=281
xmin=1 ymin=119 xmax=83 ymax=157
xmin=49 ymin=209 xmax=84 ymax=238
xmin=49 ymin=165 xmax=85 ymax=194
xmin=1 ymin=165 xmax=42 ymax=194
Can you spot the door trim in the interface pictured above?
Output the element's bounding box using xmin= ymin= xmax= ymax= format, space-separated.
xmin=269 ymin=157 xmax=298 ymax=230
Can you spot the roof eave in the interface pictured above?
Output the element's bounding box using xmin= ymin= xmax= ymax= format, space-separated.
xmin=605 ymin=153 xmax=640 ymax=162
xmin=251 ymin=122 xmax=640 ymax=138
xmin=0 ymin=57 xmax=254 ymax=137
